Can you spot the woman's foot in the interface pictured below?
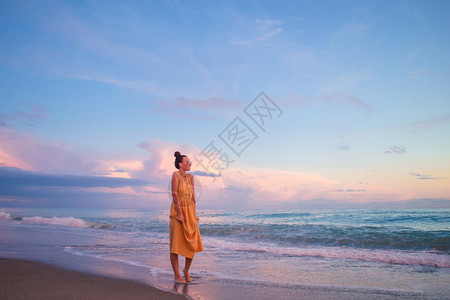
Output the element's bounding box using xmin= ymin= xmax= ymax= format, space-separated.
xmin=174 ymin=275 xmax=186 ymax=283
xmin=183 ymin=269 xmax=192 ymax=282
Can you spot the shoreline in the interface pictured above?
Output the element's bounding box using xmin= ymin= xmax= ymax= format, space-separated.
xmin=1 ymin=258 xmax=427 ymax=300
xmin=0 ymin=257 xmax=185 ymax=300
xmin=1 ymin=213 xmax=446 ymax=299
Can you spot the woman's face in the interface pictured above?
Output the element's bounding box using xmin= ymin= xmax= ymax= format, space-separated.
xmin=180 ymin=156 xmax=192 ymax=171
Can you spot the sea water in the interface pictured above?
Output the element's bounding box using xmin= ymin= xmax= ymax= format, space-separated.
xmin=1 ymin=207 xmax=449 ymax=298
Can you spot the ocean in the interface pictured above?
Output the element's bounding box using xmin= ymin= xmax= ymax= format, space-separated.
xmin=1 ymin=207 xmax=449 ymax=299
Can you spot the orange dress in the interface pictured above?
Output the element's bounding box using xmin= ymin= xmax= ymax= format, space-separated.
xmin=169 ymin=172 xmax=203 ymax=258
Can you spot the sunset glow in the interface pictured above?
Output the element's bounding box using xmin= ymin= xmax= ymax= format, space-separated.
xmin=1 ymin=0 xmax=449 ymax=209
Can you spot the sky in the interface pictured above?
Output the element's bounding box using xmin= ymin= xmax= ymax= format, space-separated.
xmin=0 ymin=0 xmax=449 ymax=210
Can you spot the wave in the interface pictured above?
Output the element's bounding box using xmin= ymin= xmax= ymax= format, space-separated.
xmin=64 ymin=246 xmax=184 ymax=284
xmin=199 ymin=223 xmax=450 ymax=251
xmin=249 ymin=212 xmax=313 ymax=219
xmin=205 ymin=237 xmax=450 ymax=268
xmin=21 ymin=216 xmax=111 ymax=229
xmin=0 ymin=211 xmax=12 ymax=219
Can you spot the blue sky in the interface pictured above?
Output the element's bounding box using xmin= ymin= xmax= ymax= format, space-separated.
xmin=1 ymin=0 xmax=449 ymax=209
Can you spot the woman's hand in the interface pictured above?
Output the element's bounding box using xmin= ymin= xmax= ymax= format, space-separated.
xmin=177 ymin=214 xmax=185 ymax=223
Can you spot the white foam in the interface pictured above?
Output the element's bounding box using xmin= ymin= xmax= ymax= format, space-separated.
xmin=0 ymin=211 xmax=12 ymax=219
xmin=149 ymin=266 xmax=173 ymax=281
xmin=64 ymin=246 xmax=172 ymax=281
xmin=205 ymin=237 xmax=450 ymax=268
xmin=22 ymin=216 xmax=102 ymax=228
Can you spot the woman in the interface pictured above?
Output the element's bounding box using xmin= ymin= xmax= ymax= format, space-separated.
xmin=169 ymin=151 xmax=203 ymax=283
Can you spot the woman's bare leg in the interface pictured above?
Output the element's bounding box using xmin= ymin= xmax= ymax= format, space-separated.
xmin=170 ymin=253 xmax=185 ymax=282
xmin=183 ymin=257 xmax=193 ymax=282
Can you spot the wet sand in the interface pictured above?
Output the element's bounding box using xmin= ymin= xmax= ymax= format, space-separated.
xmin=154 ymin=272 xmax=426 ymax=300
xmin=0 ymin=258 xmax=185 ymax=300
xmin=0 ymin=257 xmax=428 ymax=300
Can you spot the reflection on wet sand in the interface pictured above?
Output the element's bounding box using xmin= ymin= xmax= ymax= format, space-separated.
xmin=172 ymin=282 xmax=190 ymax=295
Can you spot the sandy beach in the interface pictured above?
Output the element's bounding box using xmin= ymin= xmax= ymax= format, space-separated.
xmin=0 ymin=258 xmax=185 ymax=300
xmin=1 ymin=257 xmax=427 ymax=300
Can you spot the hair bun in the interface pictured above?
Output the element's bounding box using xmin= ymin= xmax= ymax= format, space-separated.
xmin=174 ymin=151 xmax=181 ymax=157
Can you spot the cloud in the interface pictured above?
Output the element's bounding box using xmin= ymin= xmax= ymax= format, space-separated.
xmin=411 ymin=70 xmax=429 ymax=78
xmin=0 ymin=134 xmax=209 ymax=208
xmin=190 ymin=170 xmax=221 ymax=177
xmin=0 ymin=136 xmax=213 ymax=208
xmin=384 ymin=145 xmax=407 ymax=154
xmin=337 ymin=145 xmax=350 ymax=151
xmin=255 ymin=28 xmax=283 ymax=41
xmin=214 ymin=167 xmax=337 ymax=207
xmin=288 ymin=47 xmax=317 ymax=67
xmin=0 ymin=103 xmax=47 ymax=128
xmin=231 ymin=18 xmax=284 ymax=46
xmin=255 ymin=19 xmax=284 ymax=26
xmin=132 ymin=140 xmax=205 ymax=191
xmin=330 ymin=189 xmax=367 ymax=192
xmin=0 ymin=187 xmax=152 ymax=209
xmin=0 ymin=2 xmax=176 ymax=98
xmin=40 ymin=3 xmax=167 ymax=71
xmin=0 ymin=127 xmax=103 ymax=173
xmin=0 ymin=167 xmax=149 ymax=188
xmin=1 ymin=131 xmax=447 ymax=209
xmin=279 ymin=198 xmax=450 ymax=209
xmin=79 ymin=76 xmax=169 ymax=97
xmin=323 ymin=93 xmax=372 ymax=113
xmin=409 ymin=172 xmax=443 ymax=180
xmin=153 ymin=96 xmax=241 ymax=119
xmin=1 ymin=121 xmax=446 ymax=209
xmin=288 ymin=92 xmax=372 ymax=113
xmin=0 ymin=166 xmax=154 ymax=209
xmin=407 ymin=114 xmax=450 ymax=134
xmin=0 ymin=129 xmax=175 ymax=207
xmin=331 ymin=21 xmax=371 ymax=42
xmin=0 ymin=131 xmax=206 ymax=208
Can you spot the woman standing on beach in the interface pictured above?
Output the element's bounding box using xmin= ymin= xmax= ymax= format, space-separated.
xmin=169 ymin=151 xmax=203 ymax=283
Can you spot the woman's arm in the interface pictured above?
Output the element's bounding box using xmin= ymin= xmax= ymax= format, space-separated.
xmin=190 ymin=175 xmax=199 ymax=223
xmin=171 ymin=172 xmax=184 ymax=222
xmin=191 ymin=174 xmax=196 ymax=206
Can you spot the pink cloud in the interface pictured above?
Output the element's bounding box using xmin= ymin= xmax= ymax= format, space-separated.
xmin=3 ymin=126 xmax=444 ymax=209
xmin=0 ymin=127 xmax=102 ymax=174
xmin=125 ymin=143 xmax=428 ymax=209
xmin=128 ymin=140 xmax=204 ymax=202
xmin=188 ymin=167 xmax=337 ymax=209
xmin=0 ymin=128 xmax=206 ymax=207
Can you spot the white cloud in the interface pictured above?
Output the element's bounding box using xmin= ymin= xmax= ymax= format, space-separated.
xmin=255 ymin=28 xmax=283 ymax=41
xmin=255 ymin=19 xmax=284 ymax=26
xmin=230 ymin=17 xmax=284 ymax=46
xmin=287 ymin=92 xmax=372 ymax=113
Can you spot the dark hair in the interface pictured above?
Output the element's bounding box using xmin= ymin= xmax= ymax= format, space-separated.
xmin=174 ymin=151 xmax=187 ymax=169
